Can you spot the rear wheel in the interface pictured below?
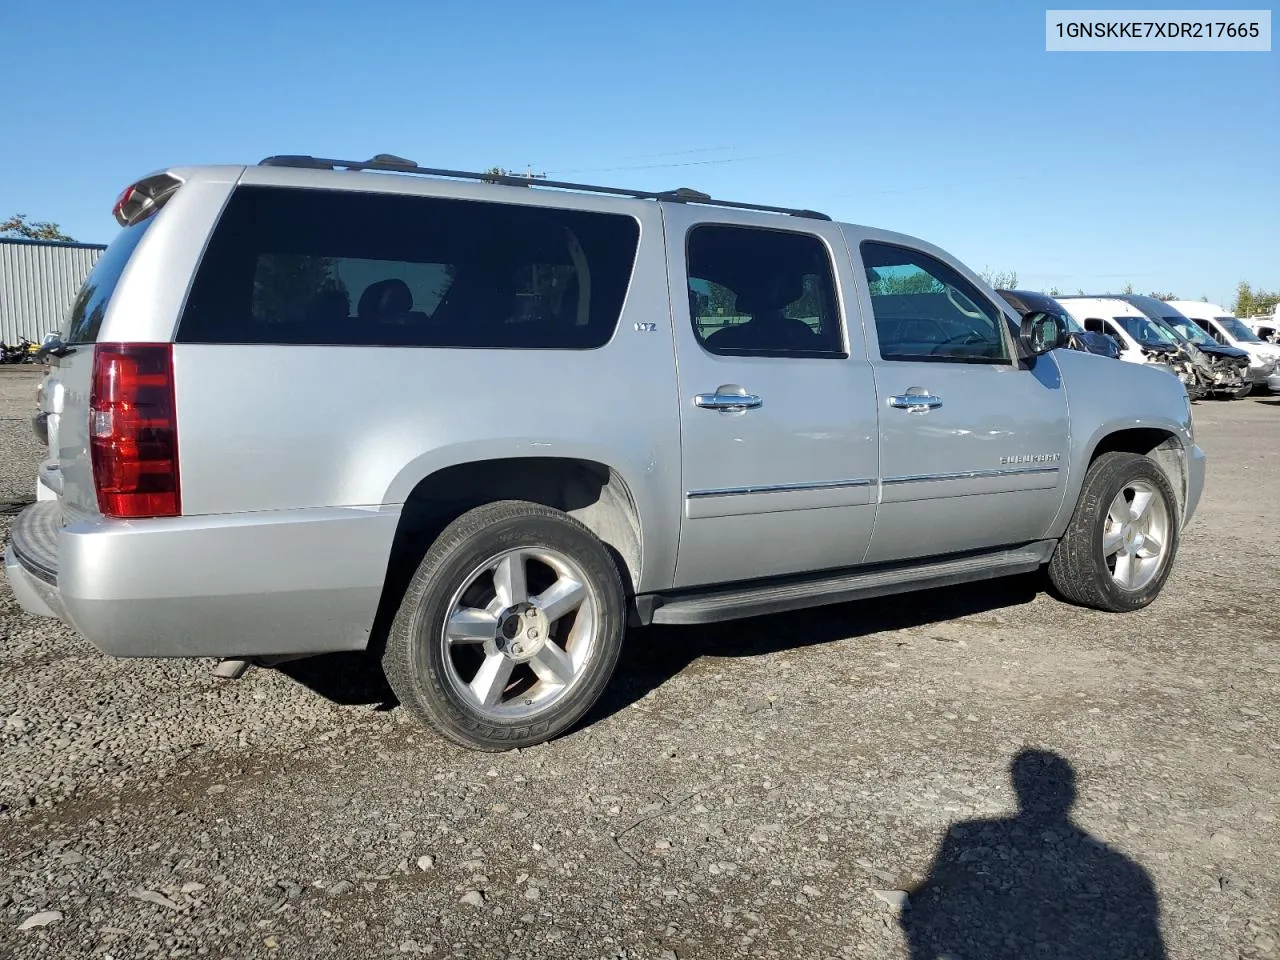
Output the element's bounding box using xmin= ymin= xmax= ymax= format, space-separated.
xmin=1047 ymin=452 xmax=1180 ymax=612
xmin=383 ymin=500 xmax=626 ymax=751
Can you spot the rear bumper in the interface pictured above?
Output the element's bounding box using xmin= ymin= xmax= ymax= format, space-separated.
xmin=4 ymin=501 xmax=400 ymax=658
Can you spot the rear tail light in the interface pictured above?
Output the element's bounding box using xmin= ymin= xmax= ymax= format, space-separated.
xmin=89 ymin=344 xmax=181 ymax=518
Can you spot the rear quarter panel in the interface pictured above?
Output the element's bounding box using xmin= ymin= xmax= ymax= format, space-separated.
xmin=171 ymin=191 xmax=683 ymax=593
xmin=47 ymin=171 xmax=241 ymax=517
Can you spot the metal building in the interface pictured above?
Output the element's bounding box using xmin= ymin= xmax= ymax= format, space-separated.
xmin=1 ymin=237 xmax=106 ymax=346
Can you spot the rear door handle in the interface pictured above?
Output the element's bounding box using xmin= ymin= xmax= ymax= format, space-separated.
xmin=695 ymin=384 xmax=763 ymax=413
xmin=888 ymin=390 xmax=942 ymax=412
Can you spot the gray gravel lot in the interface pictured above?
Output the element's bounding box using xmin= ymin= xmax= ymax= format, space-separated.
xmin=1 ymin=363 xmax=1277 ymax=959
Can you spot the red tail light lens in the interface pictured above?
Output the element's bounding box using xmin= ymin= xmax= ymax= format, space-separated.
xmin=89 ymin=344 xmax=181 ymax=518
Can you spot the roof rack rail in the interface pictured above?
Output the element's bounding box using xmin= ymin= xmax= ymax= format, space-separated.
xmin=257 ymin=153 xmax=831 ymax=221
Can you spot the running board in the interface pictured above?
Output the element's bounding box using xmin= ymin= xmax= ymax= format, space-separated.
xmin=637 ymin=541 xmax=1056 ymax=626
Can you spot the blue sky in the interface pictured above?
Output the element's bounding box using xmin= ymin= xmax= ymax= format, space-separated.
xmin=2 ymin=0 xmax=1276 ymax=306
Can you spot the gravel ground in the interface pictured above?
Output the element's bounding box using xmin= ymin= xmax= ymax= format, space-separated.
xmin=1 ymin=364 xmax=1278 ymax=960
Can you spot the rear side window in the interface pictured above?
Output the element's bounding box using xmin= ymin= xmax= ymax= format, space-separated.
xmin=178 ymin=186 xmax=640 ymax=349
xmin=65 ymin=217 xmax=155 ymax=343
xmin=686 ymin=224 xmax=845 ymax=358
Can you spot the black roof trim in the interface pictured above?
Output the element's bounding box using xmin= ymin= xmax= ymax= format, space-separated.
xmin=257 ymin=154 xmax=831 ymax=221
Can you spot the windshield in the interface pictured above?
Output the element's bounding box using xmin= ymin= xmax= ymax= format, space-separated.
xmin=1218 ymin=316 xmax=1262 ymax=343
xmin=1161 ymin=315 xmax=1215 ymax=345
xmin=1056 ymin=310 xmax=1085 ymax=334
xmin=1113 ymin=314 xmax=1177 ymax=345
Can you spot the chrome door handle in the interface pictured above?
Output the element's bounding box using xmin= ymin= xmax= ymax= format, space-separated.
xmin=888 ymin=392 xmax=942 ymax=412
xmin=695 ymin=384 xmax=763 ymax=412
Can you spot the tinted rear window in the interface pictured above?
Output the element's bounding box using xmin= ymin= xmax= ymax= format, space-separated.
xmin=65 ymin=217 xmax=155 ymax=343
xmin=177 ymin=186 xmax=640 ymax=349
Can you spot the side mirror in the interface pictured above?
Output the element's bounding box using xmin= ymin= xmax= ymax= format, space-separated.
xmin=1019 ymin=311 xmax=1067 ymax=356
xmin=37 ymin=331 xmax=70 ymax=360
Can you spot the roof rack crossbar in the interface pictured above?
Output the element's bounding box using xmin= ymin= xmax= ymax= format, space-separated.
xmin=257 ymin=154 xmax=831 ymax=221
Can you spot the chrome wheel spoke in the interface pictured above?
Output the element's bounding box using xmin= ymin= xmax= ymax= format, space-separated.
xmin=1129 ymin=489 xmax=1154 ymax=522
xmin=534 ymin=577 xmax=586 ymax=624
xmin=1106 ymin=494 xmax=1130 ymax=528
xmin=529 ymin=641 xmax=575 ymax=687
xmin=1137 ymin=535 xmax=1162 ymax=559
xmin=494 ymin=552 xmax=529 ymax=607
xmin=1102 ymin=526 xmax=1124 ymax=556
xmin=1112 ymin=551 xmax=1134 ymax=588
xmin=447 ymin=607 xmax=498 ymax=644
xmin=469 ymin=653 xmax=516 ymax=707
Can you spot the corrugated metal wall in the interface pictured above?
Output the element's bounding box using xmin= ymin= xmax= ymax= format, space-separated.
xmin=0 ymin=239 xmax=105 ymax=345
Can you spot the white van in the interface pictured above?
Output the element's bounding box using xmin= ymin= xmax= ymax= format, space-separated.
xmin=1169 ymin=300 xmax=1280 ymax=390
xmin=1056 ymin=297 xmax=1188 ymax=382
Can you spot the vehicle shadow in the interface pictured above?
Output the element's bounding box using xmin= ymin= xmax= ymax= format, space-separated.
xmin=274 ymin=651 xmax=399 ymax=710
xmin=275 ymin=573 xmax=1042 ymax=719
xmin=582 ymin=573 xmax=1042 ymax=726
xmin=900 ymin=749 xmax=1168 ymax=959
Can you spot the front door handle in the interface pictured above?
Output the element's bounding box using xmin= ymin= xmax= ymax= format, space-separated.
xmin=695 ymin=384 xmax=763 ymax=413
xmin=888 ymin=388 xmax=942 ymax=412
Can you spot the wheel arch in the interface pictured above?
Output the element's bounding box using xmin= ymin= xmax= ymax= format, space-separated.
xmin=1083 ymin=426 xmax=1189 ymax=521
xmin=368 ymin=456 xmax=644 ymax=655
xmin=1047 ymin=420 xmax=1192 ymax=541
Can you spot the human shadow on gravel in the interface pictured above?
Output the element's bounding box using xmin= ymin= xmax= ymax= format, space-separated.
xmin=582 ymin=573 xmax=1041 ymax=726
xmin=900 ymin=749 xmax=1168 ymax=960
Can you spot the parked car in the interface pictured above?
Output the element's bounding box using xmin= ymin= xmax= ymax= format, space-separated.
xmin=4 ymin=154 xmax=1205 ymax=751
xmin=1109 ymin=294 xmax=1252 ymax=398
xmin=1054 ymin=296 xmax=1203 ymax=396
xmin=996 ymin=289 xmax=1120 ymax=359
xmin=1167 ymin=300 xmax=1280 ymax=391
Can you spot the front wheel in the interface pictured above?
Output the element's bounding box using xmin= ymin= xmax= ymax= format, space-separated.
xmin=382 ymin=500 xmax=626 ymax=751
xmin=1047 ymin=452 xmax=1180 ymax=612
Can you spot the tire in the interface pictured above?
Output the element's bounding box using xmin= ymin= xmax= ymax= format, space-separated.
xmin=1047 ymin=452 xmax=1180 ymax=612
xmin=382 ymin=500 xmax=626 ymax=751
xmin=1229 ymin=382 xmax=1253 ymax=399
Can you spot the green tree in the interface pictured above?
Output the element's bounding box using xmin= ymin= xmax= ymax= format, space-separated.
xmin=1046 ymin=286 xmax=1062 ymax=297
xmin=869 ymin=271 xmax=944 ymax=296
xmin=1121 ymin=281 xmax=1134 ymax=295
xmin=979 ymin=267 xmax=1017 ymax=289
xmin=1 ymin=213 xmax=74 ymax=242
xmin=1148 ymin=291 xmax=1177 ymax=301
xmin=1234 ymin=281 xmax=1280 ymax=317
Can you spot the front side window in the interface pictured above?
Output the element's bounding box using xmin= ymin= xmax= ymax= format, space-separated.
xmin=1217 ymin=316 xmax=1262 ymax=343
xmin=178 ymin=186 xmax=640 ymax=348
xmin=686 ymin=224 xmax=845 ymax=358
xmin=860 ymin=242 xmax=1009 ymax=363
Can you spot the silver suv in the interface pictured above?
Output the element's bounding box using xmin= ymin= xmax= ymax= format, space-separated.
xmin=4 ymin=154 xmax=1206 ymax=751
